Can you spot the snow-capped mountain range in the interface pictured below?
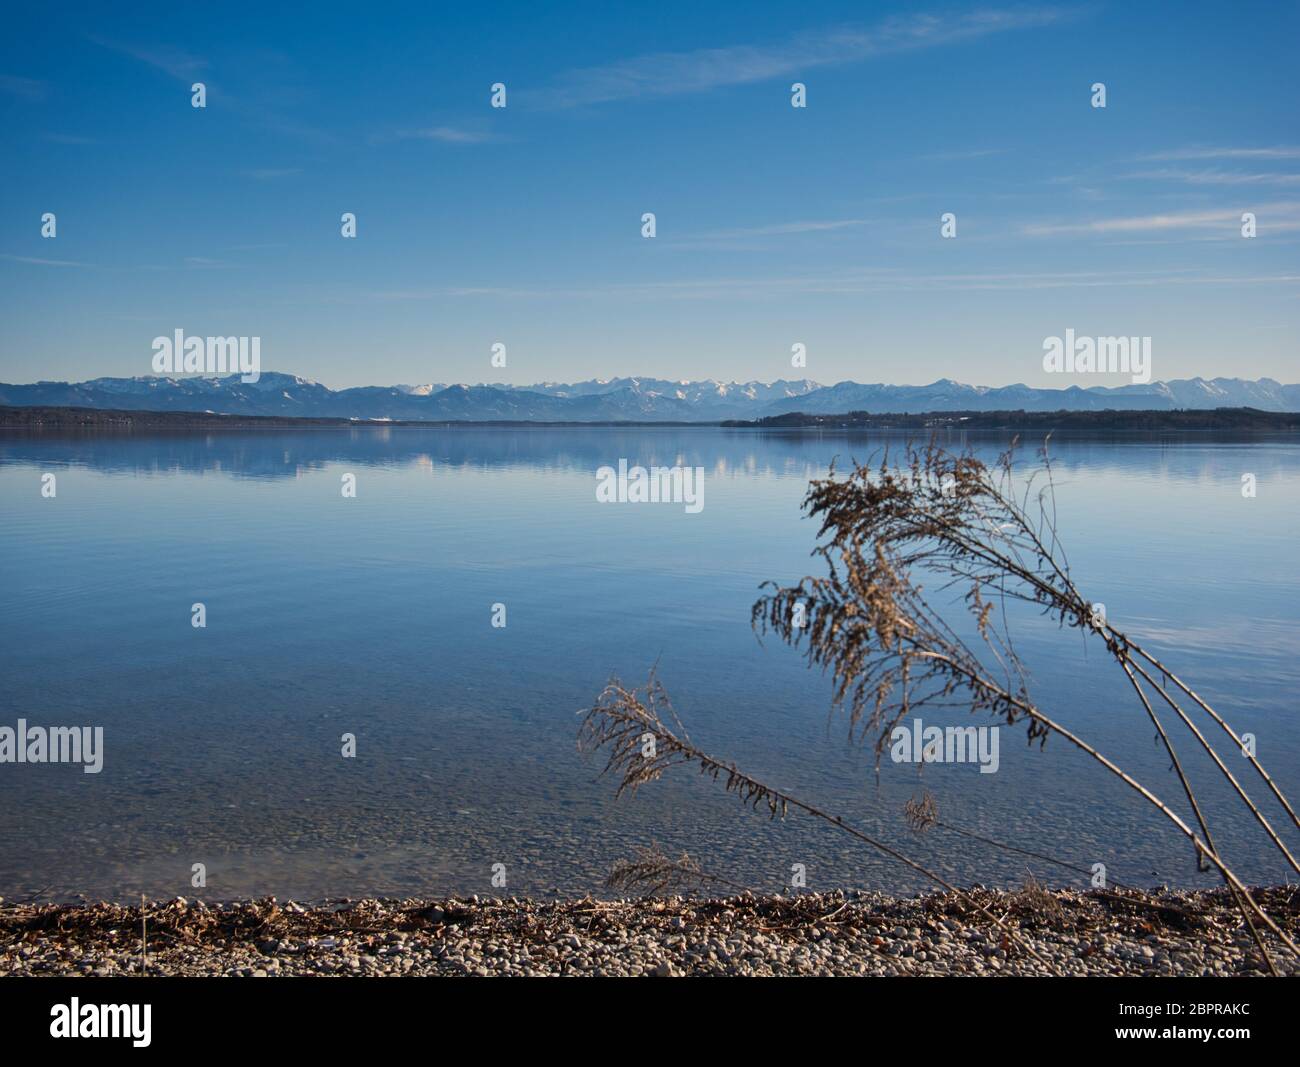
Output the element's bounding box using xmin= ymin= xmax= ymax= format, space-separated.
xmin=2 ymin=373 xmax=1298 ymax=421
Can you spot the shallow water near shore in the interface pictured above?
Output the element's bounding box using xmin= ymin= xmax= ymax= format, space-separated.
xmin=1 ymin=426 xmax=1298 ymax=902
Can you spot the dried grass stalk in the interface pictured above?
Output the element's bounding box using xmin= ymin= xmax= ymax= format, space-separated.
xmin=579 ymin=439 xmax=1299 ymax=973
xmin=749 ymin=438 xmax=1297 ymax=971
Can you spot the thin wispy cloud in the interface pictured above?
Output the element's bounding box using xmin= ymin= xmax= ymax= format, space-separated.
xmin=666 ymin=217 xmax=872 ymax=251
xmin=367 ymin=266 xmax=1296 ymax=303
xmin=393 ymin=125 xmax=494 ymax=144
xmin=697 ymin=219 xmax=869 ymax=239
xmin=919 ymin=148 xmax=1006 ymax=161
xmin=1 ymin=254 xmax=87 ymax=268
xmin=0 ymin=74 xmax=46 ymax=100
xmin=1140 ymin=146 xmax=1300 ymax=161
xmin=44 ymin=133 xmax=101 ymax=145
xmin=528 ymin=8 xmax=1067 ymax=108
xmin=89 ymin=37 xmax=209 ymax=81
xmin=240 ymin=167 xmax=302 ymax=180
xmin=88 ymin=37 xmax=335 ymax=145
xmin=183 ymin=256 xmax=237 ymax=269
xmin=1128 ymin=168 xmax=1300 ymax=187
xmin=1023 ymin=203 xmax=1300 ymax=236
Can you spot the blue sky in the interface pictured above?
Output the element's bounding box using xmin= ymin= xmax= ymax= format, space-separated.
xmin=1 ymin=0 xmax=1297 ymax=389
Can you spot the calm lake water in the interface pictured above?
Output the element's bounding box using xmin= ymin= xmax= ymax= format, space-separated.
xmin=1 ymin=426 xmax=1297 ymax=902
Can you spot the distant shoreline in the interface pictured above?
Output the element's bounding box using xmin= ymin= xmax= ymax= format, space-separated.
xmin=4 ymin=403 xmax=1300 ymax=434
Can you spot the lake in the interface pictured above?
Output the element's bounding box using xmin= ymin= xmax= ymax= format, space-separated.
xmin=1 ymin=425 xmax=1297 ymax=902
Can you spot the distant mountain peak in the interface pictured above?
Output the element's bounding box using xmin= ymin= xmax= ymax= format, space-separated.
xmin=2 ymin=373 xmax=1297 ymax=421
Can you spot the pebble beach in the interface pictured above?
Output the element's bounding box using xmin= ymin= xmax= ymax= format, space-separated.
xmin=2 ymin=885 xmax=1296 ymax=977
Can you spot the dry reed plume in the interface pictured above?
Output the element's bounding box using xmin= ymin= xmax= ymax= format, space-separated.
xmin=580 ymin=438 xmax=1299 ymax=973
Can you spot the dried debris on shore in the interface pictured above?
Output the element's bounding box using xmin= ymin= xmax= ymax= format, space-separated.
xmin=2 ymin=885 xmax=1296 ymax=977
